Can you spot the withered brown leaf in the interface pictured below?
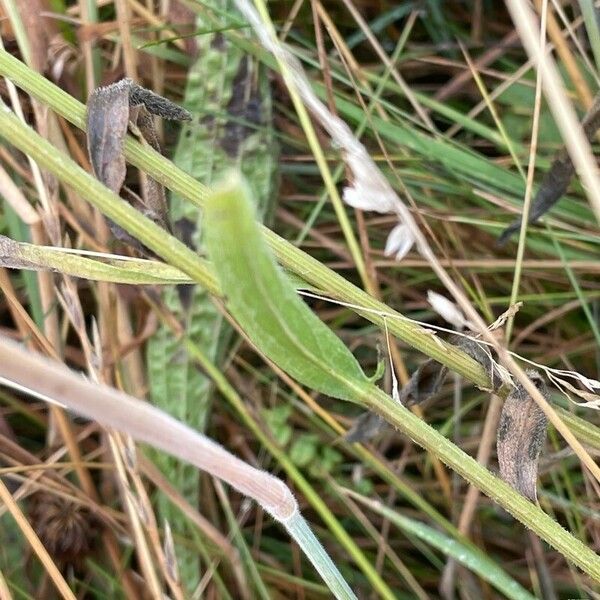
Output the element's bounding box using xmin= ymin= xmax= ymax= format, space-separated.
xmin=129 ymin=82 xmax=192 ymax=121
xmin=456 ymin=336 xmax=504 ymax=392
xmin=343 ymin=357 xmax=449 ymax=443
xmin=345 ymin=411 xmax=385 ymax=443
xmin=498 ymin=92 xmax=600 ymax=245
xmin=344 ymin=336 xmax=504 ymax=443
xmin=399 ymin=358 xmax=448 ymax=406
xmin=86 ymin=80 xmax=130 ymax=195
xmin=497 ymin=370 xmax=548 ymax=501
xmin=399 ymin=336 xmax=503 ymax=407
xmin=86 ymin=79 xmax=191 ymax=255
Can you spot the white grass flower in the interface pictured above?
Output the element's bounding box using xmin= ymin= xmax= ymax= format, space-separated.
xmin=343 ymin=181 xmax=396 ymax=213
xmin=383 ymin=222 xmax=414 ymax=261
xmin=343 ymin=185 xmax=378 ymax=211
xmin=427 ymin=290 xmax=468 ymax=330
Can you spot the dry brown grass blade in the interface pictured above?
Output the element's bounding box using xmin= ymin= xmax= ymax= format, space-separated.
xmin=1 ymin=2 xmax=599 ymax=594
xmin=338 ymin=0 xmax=434 ymax=132
xmin=533 ymin=0 xmax=594 ymax=108
xmin=0 ymin=37 xmax=99 ymax=549
xmin=129 ymin=0 xmax=187 ymax=51
xmin=78 ymin=0 xmax=97 ymax=95
xmin=499 ymin=91 xmax=600 ymax=245
xmin=0 ymin=328 xmax=344 ymax=591
xmin=60 ymin=279 xmax=188 ymax=600
xmin=0 ymin=267 xmax=110 ymax=534
xmin=0 ymin=477 xmax=76 ymax=600
xmin=10 ymin=0 xmax=58 ymax=71
xmin=107 ymin=432 xmax=165 ymax=600
xmin=333 ymin=481 xmax=429 ymax=600
xmin=0 ymin=269 xmax=53 ymax=354
xmin=139 ymin=454 xmax=249 ymax=597
xmin=114 ymin=0 xmax=138 ymax=79
xmin=434 ymin=30 xmax=520 ymax=103
xmin=0 ymin=567 xmax=12 ymax=599
xmin=311 ymin=1 xmax=452 ymax=500
xmin=440 ymin=394 xmax=505 ymax=595
xmin=0 ymin=162 xmax=39 ymax=225
xmin=1 ymin=424 xmax=141 ymax=598
xmin=128 ymin=437 xmax=187 ymax=599
xmin=0 ymin=335 xmax=298 ymax=519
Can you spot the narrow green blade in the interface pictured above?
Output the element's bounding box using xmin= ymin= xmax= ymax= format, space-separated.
xmin=203 ymin=174 xmax=369 ymax=402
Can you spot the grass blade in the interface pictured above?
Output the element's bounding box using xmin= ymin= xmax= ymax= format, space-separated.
xmin=345 ymin=489 xmax=536 ymax=600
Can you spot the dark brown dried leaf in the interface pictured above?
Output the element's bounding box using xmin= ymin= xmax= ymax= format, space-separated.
xmin=129 ymin=81 xmax=192 ymax=121
xmin=344 ymin=356 xmax=449 ymax=442
xmin=345 ymin=335 xmax=504 ymax=443
xmin=131 ymin=106 xmax=169 ymax=232
xmin=399 ymin=358 xmax=448 ymax=406
xmin=86 ymin=79 xmax=190 ymax=254
xmin=344 ymin=353 xmax=451 ymax=442
xmin=497 ymin=370 xmax=548 ymax=501
xmin=86 ymin=80 xmax=130 ymax=194
xmin=456 ymin=336 xmax=504 ymax=392
xmin=345 ymin=411 xmax=386 ymax=443
xmin=399 ymin=336 xmax=503 ymax=406
xmin=498 ymin=93 xmax=600 ymax=245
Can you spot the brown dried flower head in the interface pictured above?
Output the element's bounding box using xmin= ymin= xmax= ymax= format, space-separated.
xmin=29 ymin=492 xmax=98 ymax=567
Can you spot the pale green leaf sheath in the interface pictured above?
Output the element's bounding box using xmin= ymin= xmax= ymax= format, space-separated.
xmin=146 ymin=2 xmax=277 ymax=591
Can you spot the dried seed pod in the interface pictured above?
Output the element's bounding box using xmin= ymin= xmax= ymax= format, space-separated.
xmin=497 ymin=370 xmax=548 ymax=501
xmin=29 ymin=491 xmax=99 ymax=567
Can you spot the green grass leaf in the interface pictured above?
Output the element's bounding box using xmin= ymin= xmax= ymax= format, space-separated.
xmin=347 ymin=489 xmax=536 ymax=600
